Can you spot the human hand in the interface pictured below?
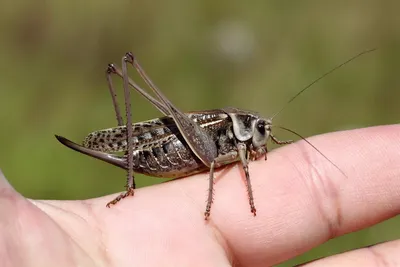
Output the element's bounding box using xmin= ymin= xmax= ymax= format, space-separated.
xmin=1 ymin=125 xmax=399 ymax=267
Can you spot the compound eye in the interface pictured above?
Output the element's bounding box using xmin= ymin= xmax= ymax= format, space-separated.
xmin=256 ymin=120 xmax=266 ymax=134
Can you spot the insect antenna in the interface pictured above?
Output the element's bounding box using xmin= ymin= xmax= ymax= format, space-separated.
xmin=271 ymin=48 xmax=377 ymax=120
xmin=274 ymin=126 xmax=348 ymax=178
xmin=269 ymin=50 xmax=377 ymax=178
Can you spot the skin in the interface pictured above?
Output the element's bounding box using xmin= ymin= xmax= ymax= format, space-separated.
xmin=0 ymin=125 xmax=400 ymax=267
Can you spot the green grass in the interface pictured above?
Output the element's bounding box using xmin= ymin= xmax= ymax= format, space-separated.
xmin=0 ymin=1 xmax=399 ymax=265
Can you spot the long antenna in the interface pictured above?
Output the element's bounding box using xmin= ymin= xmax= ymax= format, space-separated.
xmin=271 ymin=48 xmax=377 ymax=119
xmin=275 ymin=126 xmax=348 ymax=178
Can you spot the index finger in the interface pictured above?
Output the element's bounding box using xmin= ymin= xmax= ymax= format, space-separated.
xmin=211 ymin=124 xmax=400 ymax=266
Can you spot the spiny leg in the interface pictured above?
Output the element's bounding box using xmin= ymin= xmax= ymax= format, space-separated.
xmin=238 ymin=143 xmax=256 ymax=216
xmin=128 ymin=53 xmax=219 ymax=167
xmin=106 ymin=65 xmax=124 ymax=126
xmin=250 ymin=146 xmax=268 ymax=161
xmin=204 ymin=152 xmax=238 ymax=220
xmin=204 ymin=161 xmax=216 ymax=220
xmin=128 ymin=53 xmax=164 ymax=101
xmin=264 ymin=147 xmax=268 ymax=160
xmin=106 ymin=54 xmax=136 ymax=207
xmin=106 ymin=61 xmax=168 ymax=115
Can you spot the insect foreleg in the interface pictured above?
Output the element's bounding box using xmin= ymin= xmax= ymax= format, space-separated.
xmin=204 ymin=151 xmax=239 ymax=220
xmin=251 ymin=146 xmax=268 ymax=161
xmin=237 ymin=143 xmax=257 ymax=216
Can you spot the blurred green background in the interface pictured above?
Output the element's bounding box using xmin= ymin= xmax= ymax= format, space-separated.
xmin=0 ymin=0 xmax=399 ymax=265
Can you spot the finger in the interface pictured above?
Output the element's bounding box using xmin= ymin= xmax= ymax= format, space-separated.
xmin=206 ymin=124 xmax=400 ymax=266
xmin=0 ymin=168 xmax=14 ymax=191
xmin=0 ymin=169 xmax=98 ymax=266
xmin=0 ymin=168 xmax=21 ymax=215
xmin=298 ymin=239 xmax=400 ymax=266
xmin=57 ymin=125 xmax=400 ymax=267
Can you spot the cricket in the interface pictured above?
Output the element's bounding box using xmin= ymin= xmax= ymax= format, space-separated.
xmin=55 ymin=49 xmax=375 ymax=220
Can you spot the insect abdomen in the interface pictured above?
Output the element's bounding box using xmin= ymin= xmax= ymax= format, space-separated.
xmin=82 ymin=117 xmax=208 ymax=178
xmin=83 ymin=126 xmax=128 ymax=152
xmin=133 ymin=137 xmax=207 ymax=178
xmin=82 ymin=117 xmax=175 ymax=152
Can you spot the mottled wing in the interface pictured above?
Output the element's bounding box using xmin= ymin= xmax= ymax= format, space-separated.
xmin=144 ymin=88 xmax=218 ymax=167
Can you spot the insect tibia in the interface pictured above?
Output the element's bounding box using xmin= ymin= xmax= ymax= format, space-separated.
xmin=83 ymin=126 xmax=128 ymax=152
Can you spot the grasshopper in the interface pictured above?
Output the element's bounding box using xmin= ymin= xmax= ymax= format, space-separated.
xmin=56 ymin=49 xmax=375 ymax=219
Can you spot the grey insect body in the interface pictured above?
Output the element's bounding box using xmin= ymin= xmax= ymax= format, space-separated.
xmin=55 ymin=50 xmax=375 ymax=219
xmin=84 ymin=111 xmax=232 ymax=178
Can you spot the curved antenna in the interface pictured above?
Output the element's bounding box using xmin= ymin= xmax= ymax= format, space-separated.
xmin=271 ymin=48 xmax=377 ymax=120
xmin=274 ymin=126 xmax=348 ymax=178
